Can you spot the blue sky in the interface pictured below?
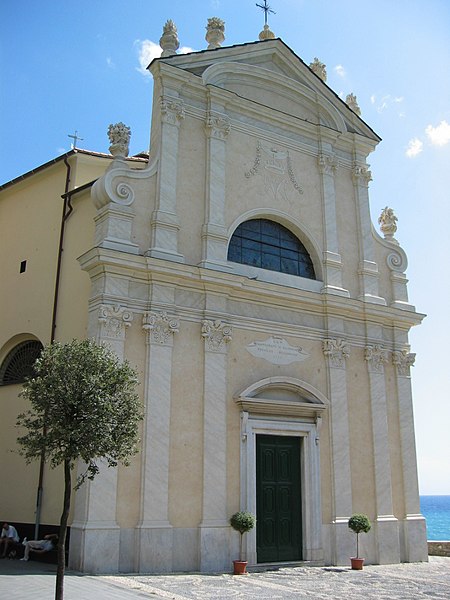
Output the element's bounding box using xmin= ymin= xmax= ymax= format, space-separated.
xmin=1 ymin=0 xmax=449 ymax=494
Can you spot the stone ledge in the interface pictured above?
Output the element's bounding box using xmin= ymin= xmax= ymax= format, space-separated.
xmin=428 ymin=541 xmax=450 ymax=557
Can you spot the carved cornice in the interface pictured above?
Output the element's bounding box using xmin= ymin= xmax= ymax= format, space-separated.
xmin=160 ymin=97 xmax=185 ymax=125
xmin=318 ymin=153 xmax=339 ymax=176
xmin=99 ymin=304 xmax=133 ymax=339
xmin=365 ymin=344 xmax=389 ymax=372
xmin=205 ymin=113 xmax=230 ymax=140
xmin=201 ymin=319 xmax=232 ymax=352
xmin=322 ymin=338 xmax=350 ymax=368
xmin=142 ymin=311 xmax=179 ymax=345
xmin=392 ymin=349 xmax=416 ymax=376
xmin=352 ymin=164 xmax=372 ymax=187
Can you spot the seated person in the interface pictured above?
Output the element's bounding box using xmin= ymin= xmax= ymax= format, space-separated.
xmin=20 ymin=534 xmax=58 ymax=561
xmin=0 ymin=523 xmax=20 ymax=558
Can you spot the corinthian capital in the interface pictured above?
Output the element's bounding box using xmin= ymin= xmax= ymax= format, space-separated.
xmin=201 ymin=319 xmax=232 ymax=352
xmin=322 ymin=338 xmax=350 ymax=368
xmin=142 ymin=311 xmax=179 ymax=345
xmin=160 ymin=97 xmax=185 ymax=125
xmin=205 ymin=114 xmax=230 ymax=140
xmin=318 ymin=153 xmax=338 ymax=175
xmin=99 ymin=304 xmax=133 ymax=339
xmin=365 ymin=344 xmax=389 ymax=372
xmin=352 ymin=164 xmax=372 ymax=187
xmin=392 ymin=349 xmax=416 ymax=376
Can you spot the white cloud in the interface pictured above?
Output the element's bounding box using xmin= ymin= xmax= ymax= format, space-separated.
xmin=334 ymin=65 xmax=346 ymax=78
xmin=134 ymin=40 xmax=196 ymax=76
xmin=425 ymin=120 xmax=450 ymax=146
xmin=406 ymin=138 xmax=423 ymax=158
xmin=371 ymin=93 xmax=404 ymax=115
xmin=106 ymin=57 xmax=115 ymax=69
xmin=135 ymin=39 xmax=162 ymax=75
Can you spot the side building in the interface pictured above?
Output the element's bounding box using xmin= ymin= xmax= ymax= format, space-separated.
xmin=0 ymin=22 xmax=428 ymax=573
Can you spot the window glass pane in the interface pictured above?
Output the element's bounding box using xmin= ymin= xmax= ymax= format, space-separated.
xmin=228 ymin=219 xmax=315 ymax=280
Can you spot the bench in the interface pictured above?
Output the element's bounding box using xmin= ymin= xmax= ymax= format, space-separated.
xmin=6 ymin=523 xmax=69 ymax=564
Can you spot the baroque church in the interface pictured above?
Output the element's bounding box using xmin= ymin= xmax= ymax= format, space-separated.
xmin=0 ymin=17 xmax=428 ymax=573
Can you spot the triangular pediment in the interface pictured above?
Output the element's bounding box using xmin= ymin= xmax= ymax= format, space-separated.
xmin=154 ymin=39 xmax=380 ymax=141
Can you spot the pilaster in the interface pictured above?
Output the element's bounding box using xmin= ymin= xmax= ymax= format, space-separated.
xmin=322 ymin=336 xmax=353 ymax=564
xmin=352 ymin=164 xmax=385 ymax=305
xmin=147 ymin=96 xmax=185 ymax=263
xmin=199 ymin=102 xmax=233 ymax=272
xmin=318 ymin=153 xmax=348 ymax=297
xmin=365 ymin=341 xmax=400 ymax=563
xmin=199 ymin=317 xmax=232 ymax=572
xmin=392 ymin=342 xmax=428 ymax=562
xmin=136 ymin=306 xmax=179 ymax=572
xmin=70 ymin=303 xmax=132 ymax=573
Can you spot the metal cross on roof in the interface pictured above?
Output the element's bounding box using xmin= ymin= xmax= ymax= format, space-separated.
xmin=256 ymin=0 xmax=275 ymax=26
xmin=68 ymin=130 xmax=84 ymax=149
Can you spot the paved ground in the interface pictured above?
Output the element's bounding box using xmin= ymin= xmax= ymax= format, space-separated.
xmin=1 ymin=556 xmax=449 ymax=599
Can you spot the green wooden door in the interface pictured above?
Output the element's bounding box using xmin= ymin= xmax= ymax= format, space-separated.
xmin=256 ymin=435 xmax=302 ymax=563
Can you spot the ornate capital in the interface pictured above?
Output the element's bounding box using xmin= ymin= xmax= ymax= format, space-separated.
xmin=392 ymin=349 xmax=416 ymax=376
xmin=201 ymin=319 xmax=232 ymax=352
xmin=318 ymin=153 xmax=338 ymax=175
xmin=205 ymin=114 xmax=230 ymax=140
xmin=160 ymin=97 xmax=185 ymax=126
xmin=365 ymin=344 xmax=389 ymax=372
xmin=108 ymin=122 xmax=131 ymax=157
xmin=322 ymin=338 xmax=350 ymax=368
xmin=142 ymin=311 xmax=179 ymax=345
xmin=99 ymin=304 xmax=133 ymax=339
xmin=352 ymin=164 xmax=372 ymax=187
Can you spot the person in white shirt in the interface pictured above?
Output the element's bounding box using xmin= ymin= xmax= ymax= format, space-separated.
xmin=0 ymin=523 xmax=20 ymax=558
xmin=20 ymin=534 xmax=58 ymax=561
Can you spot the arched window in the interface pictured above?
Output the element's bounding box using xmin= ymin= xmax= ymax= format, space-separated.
xmin=0 ymin=340 xmax=43 ymax=386
xmin=228 ymin=219 xmax=315 ymax=279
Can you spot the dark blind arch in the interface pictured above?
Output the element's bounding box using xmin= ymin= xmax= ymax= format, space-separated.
xmin=228 ymin=219 xmax=316 ymax=279
xmin=0 ymin=340 xmax=43 ymax=386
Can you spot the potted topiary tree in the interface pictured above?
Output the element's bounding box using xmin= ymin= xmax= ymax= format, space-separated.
xmin=230 ymin=511 xmax=256 ymax=575
xmin=348 ymin=513 xmax=371 ymax=570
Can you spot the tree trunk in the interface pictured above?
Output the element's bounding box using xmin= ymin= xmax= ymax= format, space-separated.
xmin=55 ymin=459 xmax=71 ymax=600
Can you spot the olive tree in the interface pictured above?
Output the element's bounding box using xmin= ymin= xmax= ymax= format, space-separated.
xmin=16 ymin=339 xmax=143 ymax=600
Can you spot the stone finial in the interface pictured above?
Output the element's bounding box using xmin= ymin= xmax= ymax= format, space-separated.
xmin=205 ymin=17 xmax=225 ymax=49
xmin=108 ymin=122 xmax=131 ymax=157
xmin=346 ymin=93 xmax=361 ymax=116
xmin=378 ymin=206 xmax=398 ymax=241
xmin=160 ymin=19 xmax=179 ymax=57
xmin=310 ymin=57 xmax=327 ymax=82
xmin=259 ymin=24 xmax=275 ymax=40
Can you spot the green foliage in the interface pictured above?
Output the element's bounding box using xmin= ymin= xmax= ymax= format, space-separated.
xmin=16 ymin=339 xmax=143 ymax=488
xmin=230 ymin=511 xmax=256 ymax=534
xmin=348 ymin=514 xmax=371 ymax=535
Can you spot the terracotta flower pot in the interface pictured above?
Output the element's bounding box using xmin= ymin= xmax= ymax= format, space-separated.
xmin=233 ymin=560 xmax=248 ymax=575
xmin=350 ymin=557 xmax=365 ymax=570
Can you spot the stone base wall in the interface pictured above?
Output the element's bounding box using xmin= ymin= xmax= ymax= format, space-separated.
xmin=428 ymin=541 xmax=450 ymax=557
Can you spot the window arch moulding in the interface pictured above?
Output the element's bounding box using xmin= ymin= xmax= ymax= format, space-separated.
xmin=234 ymin=376 xmax=328 ymax=420
xmin=226 ymin=211 xmax=323 ymax=292
xmin=0 ymin=338 xmax=43 ymax=386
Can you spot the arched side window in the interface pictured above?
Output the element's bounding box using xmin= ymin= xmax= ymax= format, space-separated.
xmin=228 ymin=219 xmax=316 ymax=279
xmin=0 ymin=340 xmax=43 ymax=386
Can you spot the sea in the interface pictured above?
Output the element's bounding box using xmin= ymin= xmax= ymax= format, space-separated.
xmin=420 ymin=495 xmax=450 ymax=540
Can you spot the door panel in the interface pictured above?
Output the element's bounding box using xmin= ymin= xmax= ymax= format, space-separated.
xmin=256 ymin=435 xmax=302 ymax=562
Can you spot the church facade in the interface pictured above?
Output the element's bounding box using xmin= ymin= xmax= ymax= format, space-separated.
xmin=0 ymin=20 xmax=428 ymax=573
